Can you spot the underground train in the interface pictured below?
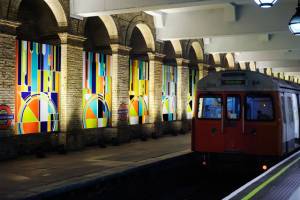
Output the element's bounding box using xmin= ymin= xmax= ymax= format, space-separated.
xmin=192 ymin=70 xmax=300 ymax=165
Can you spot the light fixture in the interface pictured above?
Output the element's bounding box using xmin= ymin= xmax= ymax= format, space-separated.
xmin=289 ymin=0 xmax=300 ymax=35
xmin=254 ymin=0 xmax=278 ymax=8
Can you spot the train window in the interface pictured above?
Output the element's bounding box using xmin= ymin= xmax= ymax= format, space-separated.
xmin=246 ymin=96 xmax=274 ymax=121
xmin=198 ymin=97 xmax=222 ymax=119
xmin=227 ymin=96 xmax=241 ymax=120
xmin=287 ymin=97 xmax=294 ymax=123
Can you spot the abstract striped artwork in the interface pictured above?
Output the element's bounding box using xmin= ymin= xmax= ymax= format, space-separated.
xmin=187 ymin=68 xmax=199 ymax=119
xmin=129 ymin=59 xmax=149 ymax=125
xmin=16 ymin=40 xmax=61 ymax=134
xmin=82 ymin=52 xmax=112 ymax=128
xmin=162 ymin=65 xmax=177 ymax=121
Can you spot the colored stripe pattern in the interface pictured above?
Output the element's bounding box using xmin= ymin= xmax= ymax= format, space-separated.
xmin=16 ymin=40 xmax=61 ymax=134
xmin=162 ymin=65 xmax=177 ymax=121
xmin=82 ymin=52 xmax=112 ymax=128
xmin=129 ymin=59 xmax=149 ymax=125
xmin=187 ymin=68 xmax=199 ymax=119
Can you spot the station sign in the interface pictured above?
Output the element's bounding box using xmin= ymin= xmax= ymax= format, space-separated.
xmin=118 ymin=103 xmax=128 ymax=121
xmin=0 ymin=105 xmax=14 ymax=130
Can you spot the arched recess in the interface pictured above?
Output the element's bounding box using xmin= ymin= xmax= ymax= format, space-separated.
xmin=82 ymin=16 xmax=118 ymax=128
xmin=43 ymin=0 xmax=68 ymax=27
xmin=99 ymin=16 xmax=119 ymax=42
xmin=128 ymin=23 xmax=155 ymax=125
xmin=84 ymin=16 xmax=117 ymax=53
xmin=15 ymin=0 xmax=66 ymax=134
xmin=17 ymin=0 xmax=68 ymax=43
xmin=126 ymin=22 xmax=156 ymax=53
xmin=225 ymin=53 xmax=235 ymax=69
xmin=11 ymin=0 xmax=67 ymax=28
xmin=135 ymin=23 xmax=155 ymax=52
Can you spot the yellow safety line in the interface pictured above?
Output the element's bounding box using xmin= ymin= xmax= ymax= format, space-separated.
xmin=242 ymin=157 xmax=300 ymax=200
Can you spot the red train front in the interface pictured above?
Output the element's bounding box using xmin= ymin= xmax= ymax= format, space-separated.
xmin=192 ymin=70 xmax=300 ymax=160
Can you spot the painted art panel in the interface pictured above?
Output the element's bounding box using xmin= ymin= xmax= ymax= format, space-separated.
xmin=162 ymin=65 xmax=177 ymax=121
xmin=187 ymin=68 xmax=199 ymax=119
xmin=16 ymin=40 xmax=61 ymax=134
xmin=82 ymin=52 xmax=112 ymax=128
xmin=129 ymin=59 xmax=149 ymax=125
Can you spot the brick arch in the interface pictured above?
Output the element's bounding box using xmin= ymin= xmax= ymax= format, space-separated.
xmin=6 ymin=0 xmax=67 ymax=27
xmin=170 ymin=40 xmax=182 ymax=57
xmin=212 ymin=53 xmax=221 ymax=65
xmin=99 ymin=16 xmax=119 ymax=42
xmin=124 ymin=15 xmax=156 ymax=52
xmin=184 ymin=40 xmax=204 ymax=61
xmin=191 ymin=41 xmax=204 ymax=61
xmin=225 ymin=53 xmax=235 ymax=69
xmin=249 ymin=61 xmax=256 ymax=71
xmin=83 ymin=16 xmax=119 ymax=43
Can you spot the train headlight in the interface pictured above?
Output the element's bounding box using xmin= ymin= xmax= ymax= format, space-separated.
xmin=262 ymin=164 xmax=268 ymax=171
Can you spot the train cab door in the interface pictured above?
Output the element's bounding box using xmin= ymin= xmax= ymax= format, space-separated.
xmin=195 ymin=94 xmax=224 ymax=152
xmin=223 ymin=95 xmax=243 ymax=152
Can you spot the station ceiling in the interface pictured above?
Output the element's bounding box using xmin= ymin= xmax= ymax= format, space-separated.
xmin=71 ymin=0 xmax=300 ymax=75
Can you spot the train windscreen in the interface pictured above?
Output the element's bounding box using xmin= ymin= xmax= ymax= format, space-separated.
xmin=246 ymin=96 xmax=274 ymax=121
xmin=198 ymin=97 xmax=222 ymax=119
xmin=227 ymin=96 xmax=241 ymax=120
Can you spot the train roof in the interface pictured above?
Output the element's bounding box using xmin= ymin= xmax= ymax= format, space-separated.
xmin=197 ymin=70 xmax=300 ymax=93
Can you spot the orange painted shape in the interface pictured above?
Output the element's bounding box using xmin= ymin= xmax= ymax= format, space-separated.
xmin=86 ymin=107 xmax=97 ymax=119
xmin=22 ymin=122 xmax=39 ymax=134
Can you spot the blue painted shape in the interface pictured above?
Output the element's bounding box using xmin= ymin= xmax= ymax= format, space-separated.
xmin=40 ymin=121 xmax=47 ymax=132
xmin=21 ymin=92 xmax=31 ymax=101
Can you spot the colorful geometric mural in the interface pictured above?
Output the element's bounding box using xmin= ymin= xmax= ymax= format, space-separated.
xmin=16 ymin=40 xmax=61 ymax=134
xmin=129 ymin=59 xmax=149 ymax=125
xmin=187 ymin=68 xmax=199 ymax=119
xmin=162 ymin=65 xmax=177 ymax=121
xmin=82 ymin=52 xmax=112 ymax=128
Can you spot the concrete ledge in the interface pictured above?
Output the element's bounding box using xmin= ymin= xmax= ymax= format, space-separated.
xmin=21 ymin=150 xmax=192 ymax=200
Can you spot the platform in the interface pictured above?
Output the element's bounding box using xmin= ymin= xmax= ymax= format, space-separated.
xmin=0 ymin=134 xmax=190 ymax=200
xmin=224 ymin=151 xmax=300 ymax=200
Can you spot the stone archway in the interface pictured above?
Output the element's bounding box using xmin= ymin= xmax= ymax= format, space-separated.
xmin=99 ymin=16 xmax=119 ymax=42
xmin=191 ymin=41 xmax=204 ymax=61
xmin=225 ymin=53 xmax=235 ymax=69
xmin=135 ymin=23 xmax=155 ymax=52
xmin=170 ymin=40 xmax=182 ymax=57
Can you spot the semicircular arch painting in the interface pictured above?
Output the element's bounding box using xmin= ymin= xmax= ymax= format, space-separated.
xmin=16 ymin=40 xmax=61 ymax=134
xmin=129 ymin=59 xmax=149 ymax=125
xmin=82 ymin=52 xmax=112 ymax=128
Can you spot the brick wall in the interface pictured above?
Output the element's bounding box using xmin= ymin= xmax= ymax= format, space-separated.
xmin=111 ymin=45 xmax=130 ymax=127
xmin=149 ymin=53 xmax=164 ymax=124
xmin=176 ymin=61 xmax=189 ymax=121
xmin=60 ymin=37 xmax=84 ymax=133
xmin=0 ymin=33 xmax=16 ymax=134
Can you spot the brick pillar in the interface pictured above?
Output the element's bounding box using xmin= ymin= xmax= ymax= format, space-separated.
xmin=0 ymin=19 xmax=20 ymax=134
xmin=110 ymin=44 xmax=131 ymax=127
xmin=58 ymin=33 xmax=86 ymax=144
xmin=148 ymin=53 xmax=165 ymax=124
xmin=176 ymin=58 xmax=189 ymax=121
